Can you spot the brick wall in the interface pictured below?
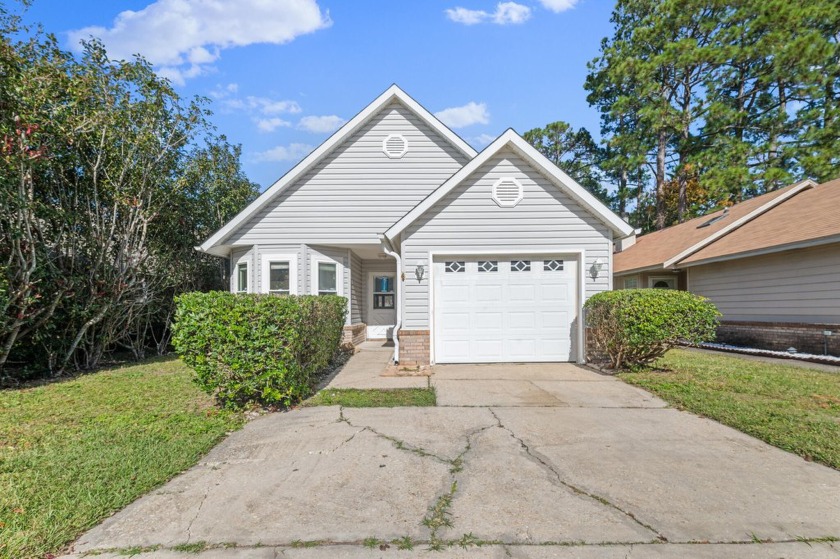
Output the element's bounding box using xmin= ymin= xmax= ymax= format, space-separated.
xmin=717 ymin=321 xmax=840 ymax=356
xmin=341 ymin=323 xmax=367 ymax=347
xmin=398 ymin=329 xmax=430 ymax=365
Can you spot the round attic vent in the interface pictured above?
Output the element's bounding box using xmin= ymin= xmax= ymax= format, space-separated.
xmin=492 ymin=177 xmax=524 ymax=207
xmin=382 ymin=134 xmax=408 ymax=158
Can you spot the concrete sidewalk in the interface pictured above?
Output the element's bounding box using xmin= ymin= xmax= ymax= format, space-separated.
xmin=323 ymin=341 xmax=428 ymax=389
xmin=61 ymin=359 xmax=840 ymax=559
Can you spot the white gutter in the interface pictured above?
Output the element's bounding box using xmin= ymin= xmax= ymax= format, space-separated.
xmin=379 ymin=235 xmax=402 ymax=365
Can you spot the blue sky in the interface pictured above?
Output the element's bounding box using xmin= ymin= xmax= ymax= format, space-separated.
xmin=22 ymin=0 xmax=615 ymax=189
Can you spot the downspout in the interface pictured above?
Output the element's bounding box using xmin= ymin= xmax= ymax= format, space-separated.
xmin=379 ymin=235 xmax=402 ymax=364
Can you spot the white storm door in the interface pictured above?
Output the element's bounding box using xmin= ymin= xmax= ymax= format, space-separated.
xmin=367 ymin=272 xmax=396 ymax=339
xmin=433 ymin=256 xmax=577 ymax=363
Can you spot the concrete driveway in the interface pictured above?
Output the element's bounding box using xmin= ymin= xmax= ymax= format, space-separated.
xmin=62 ymin=355 xmax=840 ymax=559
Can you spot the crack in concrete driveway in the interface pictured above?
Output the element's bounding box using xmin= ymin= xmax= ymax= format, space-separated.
xmin=61 ymin=362 xmax=840 ymax=558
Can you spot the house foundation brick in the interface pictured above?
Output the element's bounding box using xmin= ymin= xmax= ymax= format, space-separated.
xmin=716 ymin=321 xmax=840 ymax=357
xmin=398 ymin=329 xmax=430 ymax=365
xmin=342 ymin=323 xmax=367 ymax=347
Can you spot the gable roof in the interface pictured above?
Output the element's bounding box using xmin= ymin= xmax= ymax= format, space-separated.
xmin=613 ymin=179 xmax=816 ymax=275
xmin=384 ymin=129 xmax=635 ymax=241
xmin=680 ymin=178 xmax=840 ymax=266
xmin=199 ymin=84 xmax=478 ymax=256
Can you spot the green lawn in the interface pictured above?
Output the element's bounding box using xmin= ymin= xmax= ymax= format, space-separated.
xmin=303 ymin=387 xmax=436 ymax=408
xmin=620 ymin=349 xmax=840 ymax=470
xmin=0 ymin=357 xmax=244 ymax=559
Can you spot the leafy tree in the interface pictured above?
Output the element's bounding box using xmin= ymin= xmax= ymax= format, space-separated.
xmin=523 ymin=121 xmax=609 ymax=204
xmin=0 ymin=12 xmax=257 ymax=378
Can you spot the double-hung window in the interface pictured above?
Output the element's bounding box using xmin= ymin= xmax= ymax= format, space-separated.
xmin=268 ymin=262 xmax=290 ymax=295
xmin=261 ymin=254 xmax=297 ymax=295
xmin=236 ymin=262 xmax=248 ymax=293
xmin=317 ymin=262 xmax=338 ymax=296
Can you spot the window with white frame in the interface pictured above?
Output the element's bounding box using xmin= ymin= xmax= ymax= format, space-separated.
xmin=236 ymin=262 xmax=248 ymax=293
xmin=372 ymin=275 xmax=395 ymax=309
xmin=623 ymin=277 xmax=639 ymax=289
xmin=317 ymin=262 xmax=338 ymax=296
xmin=262 ymin=254 xmax=297 ymax=295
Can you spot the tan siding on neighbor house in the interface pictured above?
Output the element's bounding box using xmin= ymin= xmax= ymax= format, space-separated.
xmin=401 ymin=147 xmax=612 ymax=330
xmin=688 ymin=244 xmax=840 ymax=323
xmin=226 ymin=100 xmax=469 ymax=246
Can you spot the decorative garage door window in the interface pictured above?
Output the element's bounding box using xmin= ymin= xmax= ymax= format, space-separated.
xmin=478 ymin=260 xmax=498 ymax=272
xmin=373 ymin=276 xmax=395 ymax=309
xmin=511 ymin=260 xmax=531 ymax=272
xmin=544 ymin=259 xmax=564 ymax=271
xmin=445 ymin=261 xmax=466 ymax=273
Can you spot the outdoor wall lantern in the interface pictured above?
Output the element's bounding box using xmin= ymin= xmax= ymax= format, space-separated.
xmin=415 ymin=264 xmax=425 ymax=282
xmin=589 ymin=258 xmax=605 ymax=280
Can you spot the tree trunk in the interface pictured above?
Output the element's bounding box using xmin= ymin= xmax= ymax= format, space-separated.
xmin=655 ymin=129 xmax=668 ymax=230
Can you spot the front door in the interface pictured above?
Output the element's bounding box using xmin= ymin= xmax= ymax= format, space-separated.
xmin=367 ymin=272 xmax=396 ymax=339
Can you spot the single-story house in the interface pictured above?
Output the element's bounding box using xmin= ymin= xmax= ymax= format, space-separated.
xmin=200 ymin=85 xmax=634 ymax=365
xmin=614 ymin=178 xmax=840 ymax=355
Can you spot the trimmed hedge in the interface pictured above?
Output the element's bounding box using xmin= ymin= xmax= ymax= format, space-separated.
xmin=584 ymin=289 xmax=720 ymax=369
xmin=172 ymin=292 xmax=347 ymax=408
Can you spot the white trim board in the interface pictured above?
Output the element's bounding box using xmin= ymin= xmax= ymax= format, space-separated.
xmin=199 ymin=85 xmax=478 ymax=257
xmin=663 ymin=179 xmax=817 ymax=269
xmin=677 ymin=232 xmax=840 ymax=268
xmin=385 ymin=129 xmax=634 ymax=242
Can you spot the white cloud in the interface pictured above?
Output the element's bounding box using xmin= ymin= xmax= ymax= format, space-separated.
xmin=444 ymin=7 xmax=487 ymax=25
xmin=469 ymin=133 xmax=497 ymax=148
xmin=68 ymin=0 xmax=331 ymax=85
xmin=445 ymin=2 xmax=531 ymax=25
xmin=298 ymin=115 xmax=346 ymax=134
xmin=435 ymin=102 xmax=490 ymax=128
xmin=493 ymin=2 xmax=531 ymax=24
xmin=253 ymin=143 xmax=314 ymax=163
xmin=255 ymin=118 xmax=292 ymax=133
xmin=538 ymin=0 xmax=579 ymax=12
xmin=224 ymin=96 xmax=302 ymax=115
xmin=210 ymin=83 xmax=239 ymax=99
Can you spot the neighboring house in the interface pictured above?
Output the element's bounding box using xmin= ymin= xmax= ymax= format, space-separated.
xmin=200 ymin=85 xmax=634 ymax=365
xmin=614 ymin=179 xmax=840 ymax=355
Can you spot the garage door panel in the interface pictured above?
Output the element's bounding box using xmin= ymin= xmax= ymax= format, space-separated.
xmin=508 ymin=339 xmax=537 ymax=359
xmin=541 ymin=310 xmax=568 ymax=328
xmin=508 ymin=312 xmax=536 ymax=329
xmin=474 ymin=312 xmax=503 ymax=329
xmin=508 ymin=284 xmax=536 ymax=301
xmin=433 ymin=255 xmax=578 ymax=363
xmin=476 ymin=284 xmax=503 ymax=301
xmin=440 ymin=284 xmax=470 ymax=303
xmin=439 ymin=311 xmax=470 ymax=331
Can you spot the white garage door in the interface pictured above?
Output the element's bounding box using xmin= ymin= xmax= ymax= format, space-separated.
xmin=433 ymin=255 xmax=578 ymax=363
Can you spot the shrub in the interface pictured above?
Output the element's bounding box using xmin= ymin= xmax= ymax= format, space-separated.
xmin=584 ymin=289 xmax=720 ymax=369
xmin=172 ymin=292 xmax=347 ymax=408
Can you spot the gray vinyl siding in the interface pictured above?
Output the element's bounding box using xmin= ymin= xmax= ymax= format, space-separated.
xmin=350 ymin=252 xmax=363 ymax=324
xmin=688 ymin=243 xmax=840 ymax=323
xmin=401 ymin=148 xmax=613 ymax=329
xmin=361 ymin=259 xmax=398 ymax=324
xmin=227 ymin=100 xmax=469 ymax=246
xmin=230 ymin=247 xmax=255 ymax=293
xmin=253 ymin=244 xmax=304 ymax=294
